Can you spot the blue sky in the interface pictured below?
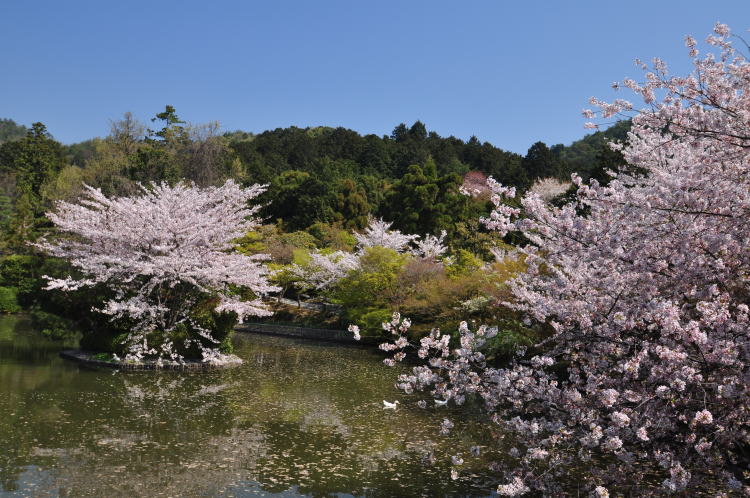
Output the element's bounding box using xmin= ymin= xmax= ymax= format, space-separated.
xmin=1 ymin=1 xmax=748 ymax=153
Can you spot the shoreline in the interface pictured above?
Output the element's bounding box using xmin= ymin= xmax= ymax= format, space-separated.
xmin=59 ymin=349 xmax=243 ymax=371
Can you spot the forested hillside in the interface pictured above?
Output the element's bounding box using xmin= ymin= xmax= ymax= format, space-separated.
xmin=0 ymin=110 xmax=630 ymax=257
xmin=0 ymin=119 xmax=27 ymax=144
xmin=0 ymin=107 xmax=629 ymax=339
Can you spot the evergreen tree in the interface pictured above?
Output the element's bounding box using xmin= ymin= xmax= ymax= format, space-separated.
xmin=0 ymin=123 xmax=66 ymax=195
xmin=588 ymin=142 xmax=628 ymax=186
xmin=381 ymin=158 xmax=467 ymax=238
xmin=522 ymin=141 xmax=560 ymax=181
xmin=0 ymin=123 xmax=67 ymax=250
xmin=262 ymin=170 xmax=334 ymax=230
xmin=334 ymin=179 xmax=370 ymax=229
xmin=408 ymin=121 xmax=427 ymax=141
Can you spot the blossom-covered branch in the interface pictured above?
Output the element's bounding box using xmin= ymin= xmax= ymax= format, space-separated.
xmin=36 ymin=180 xmax=279 ymax=363
xmin=383 ymin=24 xmax=750 ymax=495
xmin=292 ymin=218 xmax=448 ymax=294
xmin=354 ymin=217 xmax=419 ymax=253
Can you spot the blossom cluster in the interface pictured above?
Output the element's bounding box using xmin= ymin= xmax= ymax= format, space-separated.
xmin=382 ymin=24 xmax=750 ymax=494
xmin=528 ymin=177 xmax=571 ymax=202
xmin=292 ymin=218 xmax=448 ymax=292
xmin=353 ymin=217 xmax=419 ymax=253
xmin=37 ymin=180 xmax=279 ymax=363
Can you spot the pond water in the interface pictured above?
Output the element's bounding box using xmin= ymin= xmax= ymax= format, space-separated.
xmin=0 ymin=315 xmax=500 ymax=497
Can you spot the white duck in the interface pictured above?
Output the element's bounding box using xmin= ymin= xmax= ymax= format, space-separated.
xmin=382 ymin=400 xmax=400 ymax=409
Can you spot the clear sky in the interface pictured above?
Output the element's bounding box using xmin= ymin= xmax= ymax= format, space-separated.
xmin=1 ymin=1 xmax=748 ymax=153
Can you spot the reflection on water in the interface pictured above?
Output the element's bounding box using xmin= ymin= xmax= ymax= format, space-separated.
xmin=0 ymin=315 xmax=498 ymax=497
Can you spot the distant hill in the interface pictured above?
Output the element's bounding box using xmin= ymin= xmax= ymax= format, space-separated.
xmin=553 ymin=120 xmax=631 ymax=179
xmin=224 ymin=120 xmax=633 ymax=187
xmin=225 ymin=122 xmax=528 ymax=189
xmin=0 ymin=111 xmax=635 ymax=252
xmin=0 ymin=119 xmax=27 ymax=144
xmin=3 ymin=113 xmax=629 ymax=189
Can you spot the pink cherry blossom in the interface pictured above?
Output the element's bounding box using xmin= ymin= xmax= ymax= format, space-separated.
xmin=380 ymin=24 xmax=750 ymax=494
xmin=37 ymin=180 xmax=278 ymax=363
xmin=354 ymin=217 xmax=418 ymax=253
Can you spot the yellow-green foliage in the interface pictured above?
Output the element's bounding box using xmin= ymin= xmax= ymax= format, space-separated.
xmin=63 ymin=138 xmax=137 ymax=199
xmin=40 ymin=164 xmax=85 ymax=202
xmin=236 ymin=225 xmax=318 ymax=264
xmin=279 ymin=231 xmax=318 ymax=251
xmin=0 ymin=287 xmax=20 ymax=313
xmin=291 ymin=248 xmax=312 ymax=266
xmin=445 ymin=249 xmax=483 ymax=277
xmin=267 ymin=262 xmax=301 ymax=298
xmin=491 ymin=250 xmax=528 ymax=281
xmin=306 ymin=222 xmax=356 ymax=251
xmin=395 ymin=251 xmax=536 ymax=364
xmin=235 ymin=225 xmax=277 ymax=255
xmin=332 ymin=246 xmax=409 ymax=336
xmin=401 ymin=250 xmax=527 ymax=335
xmin=246 ymin=220 xmax=534 ymax=355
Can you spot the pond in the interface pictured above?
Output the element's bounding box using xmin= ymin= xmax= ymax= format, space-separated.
xmin=0 ymin=315 xmax=500 ymax=497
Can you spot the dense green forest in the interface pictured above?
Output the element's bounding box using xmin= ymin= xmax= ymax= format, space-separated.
xmin=0 ymin=107 xmax=628 ymax=242
xmin=0 ymin=119 xmax=27 ymax=143
xmin=0 ymin=107 xmax=628 ymax=342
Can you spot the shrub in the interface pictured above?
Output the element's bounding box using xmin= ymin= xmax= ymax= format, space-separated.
xmin=332 ymin=246 xmax=409 ymax=335
xmin=29 ymin=310 xmax=79 ymax=341
xmin=0 ymin=254 xmax=42 ymax=307
xmin=0 ymin=287 xmax=20 ymax=313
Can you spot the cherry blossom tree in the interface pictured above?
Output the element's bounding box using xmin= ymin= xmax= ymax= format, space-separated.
xmin=354 ymin=217 xmax=419 ymax=253
xmin=37 ymin=180 xmax=278 ymax=363
xmin=528 ymin=177 xmax=571 ymax=202
xmin=414 ymin=230 xmax=448 ymax=259
xmin=354 ymin=217 xmax=447 ymax=259
xmin=381 ymin=24 xmax=750 ymax=494
xmin=292 ymin=220 xmax=448 ymax=294
xmin=291 ymin=250 xmax=360 ymax=291
xmin=460 ymin=170 xmax=491 ymax=197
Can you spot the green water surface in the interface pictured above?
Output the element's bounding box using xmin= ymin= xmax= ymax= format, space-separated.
xmin=0 ymin=315 xmax=499 ymax=497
